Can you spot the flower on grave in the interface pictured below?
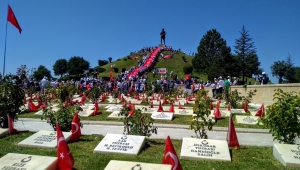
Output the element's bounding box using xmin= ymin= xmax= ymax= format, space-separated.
xmin=40 ymin=105 xmax=46 ymax=110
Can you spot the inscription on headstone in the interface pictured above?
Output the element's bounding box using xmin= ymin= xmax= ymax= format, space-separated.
xmin=180 ymin=138 xmax=231 ymax=161
xmin=18 ymin=130 xmax=71 ymax=148
xmin=93 ymin=133 xmax=146 ymax=155
xmin=151 ymin=112 xmax=173 ymax=120
xmin=273 ymin=143 xmax=300 ymax=167
xmin=235 ymin=116 xmax=261 ymax=125
xmin=174 ymin=109 xmax=193 ymax=115
xmin=230 ymin=109 xmax=246 ymax=114
xmin=104 ymin=160 xmax=172 ymax=170
xmin=0 ymin=153 xmax=57 ymax=170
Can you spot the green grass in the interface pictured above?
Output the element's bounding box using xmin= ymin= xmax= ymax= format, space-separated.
xmin=18 ymin=106 xmax=267 ymax=129
xmin=0 ymin=133 xmax=296 ymax=170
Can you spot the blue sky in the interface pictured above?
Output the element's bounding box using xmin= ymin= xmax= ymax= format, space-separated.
xmin=0 ymin=0 xmax=299 ymax=83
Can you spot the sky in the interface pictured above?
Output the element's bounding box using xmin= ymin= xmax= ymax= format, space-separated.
xmin=0 ymin=0 xmax=299 ymax=83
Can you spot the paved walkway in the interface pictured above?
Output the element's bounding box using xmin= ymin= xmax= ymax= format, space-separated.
xmin=15 ymin=118 xmax=275 ymax=147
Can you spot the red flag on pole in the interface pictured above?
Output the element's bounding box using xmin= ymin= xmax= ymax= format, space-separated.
xmin=162 ymin=136 xmax=183 ymax=170
xmin=226 ymin=114 xmax=240 ymax=149
xmin=56 ymin=124 xmax=74 ymax=170
xmin=110 ymin=68 xmax=113 ymax=81
xmin=169 ymin=103 xmax=174 ymax=113
xmin=255 ymin=104 xmax=265 ymax=117
xmin=157 ymin=101 xmax=164 ymax=112
xmin=8 ymin=115 xmax=19 ymax=134
xmin=7 ymin=5 xmax=22 ymax=34
xmin=71 ymin=112 xmax=81 ymax=142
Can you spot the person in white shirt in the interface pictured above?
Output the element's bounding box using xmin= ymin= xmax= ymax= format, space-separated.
xmin=217 ymin=76 xmax=224 ymax=94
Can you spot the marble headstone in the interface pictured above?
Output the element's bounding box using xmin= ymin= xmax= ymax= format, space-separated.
xmin=104 ymin=160 xmax=172 ymax=170
xmin=151 ymin=112 xmax=174 ymax=121
xmin=0 ymin=128 xmax=9 ymax=138
xmin=230 ymin=109 xmax=246 ymax=114
xmin=273 ymin=143 xmax=300 ymax=167
xmin=235 ymin=116 xmax=260 ymax=125
xmin=93 ymin=133 xmax=146 ymax=155
xmin=18 ymin=130 xmax=71 ymax=148
xmin=174 ymin=108 xmax=194 ymax=115
xmin=0 ymin=153 xmax=57 ymax=170
xmin=108 ymin=111 xmax=125 ymax=118
xmin=180 ymin=138 xmax=231 ymax=161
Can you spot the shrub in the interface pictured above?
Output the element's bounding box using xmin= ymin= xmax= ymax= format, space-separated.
xmin=96 ymin=67 xmax=106 ymax=73
xmin=122 ymin=68 xmax=126 ymax=73
xmin=123 ymin=58 xmax=127 ymax=61
xmin=260 ymin=89 xmax=300 ymax=144
xmin=116 ymin=59 xmax=121 ymax=61
xmin=113 ymin=67 xmax=119 ymax=73
xmin=183 ymin=65 xmax=193 ymax=74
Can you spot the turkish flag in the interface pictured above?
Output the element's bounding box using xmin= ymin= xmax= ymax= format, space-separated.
xmin=210 ymin=100 xmax=213 ymax=110
xmin=214 ymin=103 xmax=221 ymax=119
xmin=28 ymin=99 xmax=39 ymax=112
xmin=169 ymin=103 xmax=174 ymax=113
xmin=162 ymin=136 xmax=183 ymax=170
xmin=157 ymin=101 xmax=164 ymax=112
xmin=7 ymin=5 xmax=22 ymax=34
xmin=71 ymin=112 xmax=81 ymax=142
xmin=93 ymin=100 xmax=99 ymax=116
xmin=178 ymin=101 xmax=184 ymax=109
xmin=56 ymin=124 xmax=74 ymax=170
xmin=226 ymin=114 xmax=240 ymax=149
xmin=110 ymin=68 xmax=113 ymax=81
xmin=79 ymin=94 xmax=87 ymax=105
xmin=255 ymin=104 xmax=265 ymax=117
xmin=8 ymin=116 xmax=19 ymax=134
xmin=228 ymin=103 xmax=231 ymax=111
xmin=243 ymin=100 xmax=248 ymax=112
xmin=149 ymin=100 xmax=153 ymax=108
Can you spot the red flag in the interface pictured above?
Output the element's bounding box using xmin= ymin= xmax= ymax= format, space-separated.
xmin=210 ymin=100 xmax=213 ymax=110
xmin=169 ymin=103 xmax=174 ymax=113
xmin=163 ymin=96 xmax=169 ymax=104
xmin=162 ymin=136 xmax=183 ymax=170
xmin=178 ymin=101 xmax=184 ymax=109
xmin=110 ymin=68 xmax=113 ymax=81
xmin=71 ymin=112 xmax=81 ymax=142
xmin=7 ymin=5 xmax=22 ymax=34
xmin=157 ymin=101 xmax=164 ymax=112
xmin=226 ymin=115 xmax=240 ymax=149
xmin=56 ymin=124 xmax=74 ymax=170
xmin=23 ymin=96 xmax=27 ymax=104
xmin=93 ymin=100 xmax=99 ymax=116
xmin=228 ymin=103 xmax=231 ymax=111
xmin=8 ymin=116 xmax=19 ymax=134
xmin=243 ymin=100 xmax=248 ymax=112
xmin=64 ymin=99 xmax=69 ymax=107
xmin=255 ymin=104 xmax=265 ymax=117
xmin=214 ymin=103 xmax=221 ymax=119
xmin=149 ymin=100 xmax=154 ymax=108
xmin=28 ymin=99 xmax=39 ymax=112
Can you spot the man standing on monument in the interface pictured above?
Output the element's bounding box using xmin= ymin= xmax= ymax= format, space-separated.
xmin=160 ymin=28 xmax=166 ymax=45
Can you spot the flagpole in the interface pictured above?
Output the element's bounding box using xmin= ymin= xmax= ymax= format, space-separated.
xmin=3 ymin=21 xmax=8 ymax=77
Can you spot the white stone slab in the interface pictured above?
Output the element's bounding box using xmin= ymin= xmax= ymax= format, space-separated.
xmin=104 ymin=160 xmax=171 ymax=170
xmin=210 ymin=110 xmax=230 ymax=117
xmin=192 ymin=115 xmax=216 ymax=123
xmin=273 ymin=143 xmax=300 ymax=167
xmin=106 ymin=106 xmax=121 ymax=112
xmin=129 ymin=100 xmax=142 ymax=104
xmin=108 ymin=111 xmax=125 ymax=118
xmin=108 ymin=98 xmax=121 ymax=103
xmin=174 ymin=108 xmax=194 ymax=115
xmin=0 ymin=153 xmax=57 ymax=170
xmin=235 ymin=116 xmax=260 ymax=125
xmin=151 ymin=112 xmax=174 ymax=120
xmin=18 ymin=130 xmax=71 ymax=148
xmin=230 ymin=109 xmax=246 ymax=114
xmin=180 ymin=138 xmax=231 ymax=161
xmin=141 ymin=107 xmax=157 ymax=114
xmin=0 ymin=128 xmax=9 ymax=138
xmin=78 ymin=107 xmax=94 ymax=117
xmin=34 ymin=110 xmax=44 ymax=115
xmin=93 ymin=133 xmax=146 ymax=155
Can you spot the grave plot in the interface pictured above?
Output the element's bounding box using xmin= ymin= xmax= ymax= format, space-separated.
xmin=0 ymin=153 xmax=57 ymax=170
xmin=230 ymin=109 xmax=246 ymax=114
xmin=106 ymin=106 xmax=122 ymax=112
xmin=210 ymin=110 xmax=230 ymax=117
xmin=93 ymin=133 xmax=146 ymax=155
xmin=108 ymin=98 xmax=121 ymax=103
xmin=78 ymin=105 xmax=94 ymax=117
xmin=104 ymin=160 xmax=171 ymax=170
xmin=235 ymin=116 xmax=262 ymax=125
xmin=18 ymin=130 xmax=71 ymax=148
xmin=192 ymin=115 xmax=216 ymax=123
xmin=273 ymin=143 xmax=300 ymax=168
xmin=174 ymin=108 xmax=194 ymax=115
xmin=0 ymin=128 xmax=8 ymax=138
xmin=180 ymin=138 xmax=231 ymax=161
xmin=108 ymin=111 xmax=125 ymax=118
xmin=151 ymin=112 xmax=174 ymax=121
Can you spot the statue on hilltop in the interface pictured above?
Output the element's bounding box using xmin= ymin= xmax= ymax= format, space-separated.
xmin=160 ymin=28 xmax=166 ymax=45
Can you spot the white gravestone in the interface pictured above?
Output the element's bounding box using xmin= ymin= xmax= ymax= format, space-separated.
xmin=180 ymin=138 xmax=231 ymax=161
xmin=235 ymin=116 xmax=260 ymax=125
xmin=78 ymin=105 xmax=94 ymax=117
xmin=174 ymin=108 xmax=194 ymax=115
xmin=141 ymin=107 xmax=157 ymax=114
xmin=192 ymin=115 xmax=216 ymax=123
xmin=93 ymin=133 xmax=146 ymax=155
xmin=18 ymin=130 xmax=71 ymax=148
xmin=230 ymin=109 xmax=246 ymax=114
xmin=0 ymin=128 xmax=9 ymax=138
xmin=108 ymin=111 xmax=125 ymax=118
xmin=104 ymin=160 xmax=171 ymax=170
xmin=151 ymin=112 xmax=174 ymax=121
xmin=273 ymin=143 xmax=300 ymax=167
xmin=0 ymin=153 xmax=57 ymax=170
xmin=106 ymin=106 xmax=121 ymax=112
xmin=210 ymin=110 xmax=230 ymax=117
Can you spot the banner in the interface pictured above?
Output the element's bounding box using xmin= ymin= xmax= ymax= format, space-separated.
xmin=156 ymin=68 xmax=167 ymax=74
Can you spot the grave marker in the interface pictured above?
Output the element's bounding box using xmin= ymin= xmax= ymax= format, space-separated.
xmin=93 ymin=133 xmax=146 ymax=155
xmin=108 ymin=111 xmax=125 ymax=118
xmin=104 ymin=160 xmax=171 ymax=170
xmin=235 ymin=116 xmax=261 ymax=125
xmin=273 ymin=143 xmax=300 ymax=167
xmin=230 ymin=109 xmax=246 ymax=114
xmin=151 ymin=112 xmax=173 ymax=120
xmin=0 ymin=128 xmax=8 ymax=138
xmin=174 ymin=108 xmax=193 ymax=115
xmin=0 ymin=153 xmax=57 ymax=170
xmin=18 ymin=130 xmax=71 ymax=148
xmin=180 ymin=138 xmax=231 ymax=161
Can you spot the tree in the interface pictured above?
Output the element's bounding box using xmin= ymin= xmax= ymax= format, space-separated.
xmin=108 ymin=57 xmax=112 ymax=63
xmin=53 ymin=59 xmax=68 ymax=77
xmin=192 ymin=29 xmax=231 ymax=79
xmin=270 ymin=60 xmax=287 ymax=84
xmin=234 ymin=25 xmax=260 ymax=82
xmin=284 ymin=54 xmax=297 ymax=83
xmin=98 ymin=60 xmax=109 ymax=67
xmin=33 ymin=65 xmax=51 ymax=81
xmin=295 ymin=67 xmax=300 ymax=83
xmin=67 ymin=56 xmax=90 ymax=76
xmin=183 ymin=65 xmax=193 ymax=74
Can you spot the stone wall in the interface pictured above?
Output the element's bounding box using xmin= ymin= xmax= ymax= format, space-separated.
xmin=178 ymin=83 xmax=300 ymax=105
